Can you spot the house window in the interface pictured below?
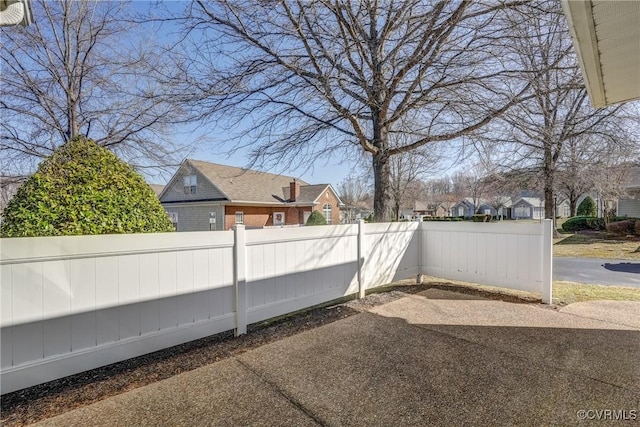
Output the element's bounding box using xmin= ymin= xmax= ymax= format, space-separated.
xmin=183 ymin=174 xmax=197 ymax=194
xmin=235 ymin=211 xmax=244 ymax=225
xmin=515 ymin=206 xmax=529 ymax=218
xmin=273 ymin=212 xmax=285 ymax=226
xmin=323 ymin=203 xmax=332 ymax=224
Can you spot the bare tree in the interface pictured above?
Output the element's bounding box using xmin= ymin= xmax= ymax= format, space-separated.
xmin=452 ymin=172 xmax=486 ymax=214
xmin=389 ymin=151 xmax=434 ymax=221
xmin=555 ymin=138 xmax=596 ymax=217
xmin=489 ymin=1 xmax=629 ymax=220
xmin=336 ymin=174 xmax=370 ymax=223
xmin=173 ymin=0 xmax=535 ymax=221
xmin=593 ymin=162 xmax=633 ymax=221
xmin=1 ymin=0 xmax=184 ymax=177
xmin=423 ymin=177 xmax=453 ymax=217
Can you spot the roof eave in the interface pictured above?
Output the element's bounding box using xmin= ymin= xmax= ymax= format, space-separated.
xmin=561 ymin=0 xmax=607 ymax=108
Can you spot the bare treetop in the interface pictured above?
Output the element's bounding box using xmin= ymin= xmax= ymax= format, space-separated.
xmin=1 ymin=0 xmax=185 ymax=176
xmin=174 ymin=0 xmax=532 ymax=220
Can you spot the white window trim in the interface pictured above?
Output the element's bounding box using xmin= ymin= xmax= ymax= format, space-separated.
xmin=183 ymin=174 xmax=197 ymax=194
xmin=323 ymin=203 xmax=332 ymax=224
xmin=235 ymin=211 xmax=244 ymax=225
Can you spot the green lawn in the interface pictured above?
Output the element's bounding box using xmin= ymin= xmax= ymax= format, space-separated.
xmin=404 ymin=277 xmax=640 ymax=306
xmin=554 ymin=233 xmax=640 ymax=260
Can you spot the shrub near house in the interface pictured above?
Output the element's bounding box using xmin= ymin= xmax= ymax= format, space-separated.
xmin=306 ymin=210 xmax=327 ymax=225
xmin=0 ymin=136 xmax=174 ymax=237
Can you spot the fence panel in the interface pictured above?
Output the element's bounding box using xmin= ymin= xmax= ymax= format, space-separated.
xmin=1 ymin=231 xmax=236 ymax=393
xmin=363 ymin=222 xmax=420 ymax=289
xmin=244 ymin=224 xmax=359 ymax=324
xmin=0 ymin=220 xmax=551 ymax=394
xmin=420 ymin=221 xmax=551 ymax=295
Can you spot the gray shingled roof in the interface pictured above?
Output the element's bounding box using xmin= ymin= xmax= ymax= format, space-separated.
xmin=188 ymin=159 xmax=328 ymax=204
xmin=148 ymin=184 xmax=165 ymax=196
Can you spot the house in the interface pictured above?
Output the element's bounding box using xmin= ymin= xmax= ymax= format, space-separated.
xmin=159 ymin=159 xmax=342 ymax=231
xmin=413 ymin=201 xmax=447 ymax=218
xmin=618 ymin=165 xmax=640 ymax=217
xmin=511 ymin=197 xmax=544 ymax=220
xmin=451 ymin=198 xmax=476 ymax=218
xmin=510 ymin=197 xmax=570 ymax=220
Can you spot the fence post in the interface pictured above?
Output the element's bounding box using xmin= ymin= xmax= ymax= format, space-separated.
xmin=357 ymin=219 xmax=366 ymax=299
xmin=234 ymin=224 xmax=247 ymax=335
xmin=416 ymin=221 xmax=423 ymax=284
xmin=542 ymin=219 xmax=553 ymax=304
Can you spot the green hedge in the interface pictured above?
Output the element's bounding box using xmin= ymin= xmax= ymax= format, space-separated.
xmin=472 ymin=214 xmax=491 ymax=222
xmin=562 ymin=216 xmax=639 ymax=233
xmin=422 ymin=217 xmax=463 ymax=221
xmin=0 ymin=136 xmax=174 ymax=237
xmin=561 ymin=216 xmax=603 ymax=232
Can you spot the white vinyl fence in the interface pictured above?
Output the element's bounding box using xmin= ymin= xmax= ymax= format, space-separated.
xmin=0 ymin=220 xmax=552 ymax=394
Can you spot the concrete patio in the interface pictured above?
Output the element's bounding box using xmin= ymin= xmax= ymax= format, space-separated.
xmin=35 ymin=289 xmax=640 ymax=426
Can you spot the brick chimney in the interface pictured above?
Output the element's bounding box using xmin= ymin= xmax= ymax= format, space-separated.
xmin=290 ymin=179 xmax=300 ymax=202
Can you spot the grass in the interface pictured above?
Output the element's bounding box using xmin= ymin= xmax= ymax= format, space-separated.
xmin=552 ymin=281 xmax=640 ymax=305
xmin=553 ymin=232 xmax=640 ymax=260
xmin=412 ymin=276 xmax=640 ymax=306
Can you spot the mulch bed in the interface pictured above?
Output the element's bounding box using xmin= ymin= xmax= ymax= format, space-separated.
xmin=0 ymin=281 xmax=537 ymax=426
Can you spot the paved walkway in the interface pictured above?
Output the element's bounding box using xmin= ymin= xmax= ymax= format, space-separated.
xmin=36 ymin=290 xmax=640 ymax=426
xmin=554 ymin=257 xmax=640 ymax=287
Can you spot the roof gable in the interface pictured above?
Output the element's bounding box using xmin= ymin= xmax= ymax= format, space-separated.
xmin=159 ymin=160 xmax=229 ymax=202
xmin=187 ymin=159 xmax=310 ymax=203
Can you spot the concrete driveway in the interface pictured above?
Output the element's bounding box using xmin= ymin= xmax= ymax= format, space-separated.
xmin=36 ymin=290 xmax=640 ymax=426
xmin=554 ymin=257 xmax=640 ymax=287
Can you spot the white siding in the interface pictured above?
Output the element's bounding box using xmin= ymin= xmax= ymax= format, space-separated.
xmin=618 ymin=199 xmax=640 ymax=217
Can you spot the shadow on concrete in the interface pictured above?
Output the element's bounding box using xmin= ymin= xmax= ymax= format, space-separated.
xmin=603 ymin=262 xmax=640 ymax=274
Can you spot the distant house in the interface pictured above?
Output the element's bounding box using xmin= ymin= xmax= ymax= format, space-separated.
xmin=511 ymin=197 xmax=544 ymax=220
xmin=451 ymin=198 xmax=476 ymax=218
xmin=159 ymin=159 xmax=342 ymax=231
xmin=618 ymin=165 xmax=640 ymax=217
xmin=511 ymin=197 xmax=570 ymax=219
xmin=413 ymin=201 xmax=447 ymax=218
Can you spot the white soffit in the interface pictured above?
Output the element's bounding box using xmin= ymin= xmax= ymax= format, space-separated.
xmin=562 ymin=0 xmax=640 ymax=108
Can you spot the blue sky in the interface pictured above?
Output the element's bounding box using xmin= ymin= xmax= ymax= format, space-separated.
xmin=132 ymin=1 xmax=364 ymax=187
xmin=134 ymin=1 xmax=463 ymax=188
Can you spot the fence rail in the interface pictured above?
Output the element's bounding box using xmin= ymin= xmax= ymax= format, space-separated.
xmin=0 ymin=220 xmax=552 ymax=394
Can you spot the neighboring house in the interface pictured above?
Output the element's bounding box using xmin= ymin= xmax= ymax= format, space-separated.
xmin=0 ymin=177 xmax=24 ymax=222
xmin=618 ymin=165 xmax=640 ymax=217
xmin=451 ymin=198 xmax=477 ymax=218
xmin=511 ymin=197 xmax=545 ymax=220
xmin=159 ymin=159 xmax=342 ymax=231
xmin=450 ymin=197 xmax=516 ymax=218
xmin=510 ymin=197 xmax=570 ymax=219
xmin=482 ymin=197 xmax=514 ymax=219
xmin=413 ymin=201 xmax=447 ymax=218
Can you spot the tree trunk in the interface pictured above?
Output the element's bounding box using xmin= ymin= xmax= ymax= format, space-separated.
xmin=544 ymin=146 xmax=555 ymax=220
xmin=373 ymin=151 xmax=392 ymax=222
xmin=569 ymin=193 xmax=578 ymax=217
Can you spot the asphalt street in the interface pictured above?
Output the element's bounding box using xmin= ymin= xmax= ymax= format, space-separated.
xmin=554 ymin=257 xmax=640 ymax=288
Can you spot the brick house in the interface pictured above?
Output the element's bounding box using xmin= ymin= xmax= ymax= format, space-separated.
xmin=159 ymin=159 xmax=342 ymax=231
